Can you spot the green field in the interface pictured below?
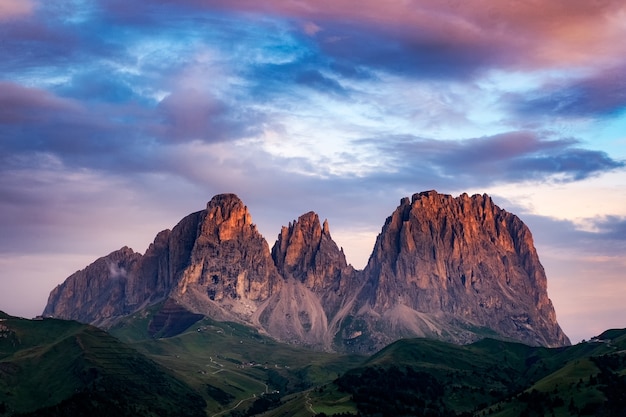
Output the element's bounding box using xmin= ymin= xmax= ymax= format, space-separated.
xmin=0 ymin=314 xmax=205 ymax=416
xmin=2 ymin=310 xmax=626 ymax=416
xmin=110 ymin=314 xmax=364 ymax=415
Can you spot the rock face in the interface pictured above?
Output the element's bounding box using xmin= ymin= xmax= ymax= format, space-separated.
xmin=339 ymin=191 xmax=570 ymax=351
xmin=43 ymin=191 xmax=570 ymax=351
xmin=44 ymin=246 xmax=143 ymax=325
xmin=271 ymin=212 xmax=357 ymax=312
xmin=148 ymin=297 xmax=204 ymax=338
xmin=174 ymin=194 xmax=282 ymax=321
xmin=253 ymin=212 xmax=358 ymax=348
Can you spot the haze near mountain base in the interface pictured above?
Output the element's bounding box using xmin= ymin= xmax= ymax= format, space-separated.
xmin=44 ymin=191 xmax=570 ymax=352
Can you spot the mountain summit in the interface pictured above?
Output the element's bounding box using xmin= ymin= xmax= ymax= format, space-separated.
xmin=345 ymin=191 xmax=570 ymax=349
xmin=44 ymin=191 xmax=570 ymax=351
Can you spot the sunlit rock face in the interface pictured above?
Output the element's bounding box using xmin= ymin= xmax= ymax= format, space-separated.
xmin=257 ymin=211 xmax=359 ymax=349
xmin=175 ymin=194 xmax=282 ymax=321
xmin=271 ymin=212 xmax=357 ymax=310
xmin=44 ymin=194 xmax=282 ymax=326
xmin=341 ymin=191 xmax=570 ymax=351
xmin=44 ymin=191 xmax=570 ymax=351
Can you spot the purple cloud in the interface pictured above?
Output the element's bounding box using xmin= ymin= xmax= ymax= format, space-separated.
xmin=589 ymin=216 xmax=626 ymax=241
xmin=0 ymin=79 xmax=266 ymax=177
xmin=97 ymin=0 xmax=626 ymax=80
xmin=0 ymin=82 xmax=81 ymax=123
xmin=310 ymin=20 xmax=511 ymax=80
xmin=155 ymin=89 xmax=264 ymax=143
xmin=357 ymin=131 xmax=624 ymax=185
xmin=0 ymin=82 xmax=143 ymax=160
xmin=506 ymin=65 xmax=626 ymax=119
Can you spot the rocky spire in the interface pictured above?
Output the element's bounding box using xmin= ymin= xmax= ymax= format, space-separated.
xmin=176 ymin=194 xmax=282 ymax=316
xmin=271 ymin=211 xmax=350 ymax=292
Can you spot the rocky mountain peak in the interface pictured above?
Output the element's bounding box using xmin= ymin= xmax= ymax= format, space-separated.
xmin=202 ymin=193 xmax=255 ymax=242
xmin=43 ymin=246 xmax=143 ymax=325
xmin=43 ymin=190 xmax=570 ymax=351
xmin=256 ymin=212 xmax=356 ymax=348
xmin=350 ymin=191 xmax=570 ymax=349
xmin=272 ymin=211 xmax=349 ymax=291
xmin=174 ymin=194 xmax=281 ymax=318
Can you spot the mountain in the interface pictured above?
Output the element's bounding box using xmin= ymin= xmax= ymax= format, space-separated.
xmin=43 ymin=191 xmax=569 ymax=351
xmin=260 ymin=211 xmax=359 ymax=347
xmin=0 ymin=313 xmax=206 ymax=417
xmin=340 ymin=191 xmax=569 ymax=350
xmin=106 ymin=307 xmax=366 ymax=414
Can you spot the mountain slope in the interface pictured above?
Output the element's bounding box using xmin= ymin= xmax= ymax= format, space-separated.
xmin=3 ymin=310 xmax=621 ymax=417
xmin=0 ymin=313 xmax=206 ymax=416
xmin=339 ymin=191 xmax=569 ymax=351
xmin=323 ymin=330 xmax=626 ymax=417
xmin=43 ymin=191 xmax=569 ymax=351
xmin=107 ymin=307 xmax=365 ymax=415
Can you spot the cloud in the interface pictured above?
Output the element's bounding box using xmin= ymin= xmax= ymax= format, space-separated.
xmin=588 ymin=216 xmax=626 ymax=241
xmin=0 ymin=11 xmax=89 ymax=76
xmin=0 ymin=82 xmax=82 ymax=123
xmin=303 ymin=21 xmax=322 ymax=36
xmin=0 ymin=82 xmax=146 ymax=168
xmin=294 ymin=69 xmax=347 ymax=95
xmin=357 ymin=131 xmax=624 ymax=186
xmin=108 ymin=261 xmax=128 ymax=280
xmin=98 ymin=0 xmax=626 ymax=76
xmin=155 ymin=89 xmax=264 ymax=143
xmin=518 ymin=213 xmax=626 ymax=252
xmin=506 ymin=65 xmax=626 ymax=119
xmin=0 ymin=0 xmax=35 ymax=21
xmin=57 ymin=70 xmax=138 ymax=104
xmin=0 ymin=79 xmax=267 ymax=176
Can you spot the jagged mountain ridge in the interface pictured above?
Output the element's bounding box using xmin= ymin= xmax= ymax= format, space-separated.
xmin=43 ymin=191 xmax=570 ymax=351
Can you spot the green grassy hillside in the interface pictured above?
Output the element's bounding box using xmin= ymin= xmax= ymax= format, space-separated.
xmin=0 ymin=313 xmax=205 ymax=417
xmin=313 ymin=332 xmax=626 ymax=417
xmin=3 ymin=308 xmax=625 ymax=417
xmin=110 ymin=312 xmax=364 ymax=416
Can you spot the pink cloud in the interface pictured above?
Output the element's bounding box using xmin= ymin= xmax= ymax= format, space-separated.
xmin=0 ymin=82 xmax=81 ymax=124
xmin=0 ymin=0 xmax=35 ymax=21
xmin=303 ymin=21 xmax=322 ymax=36
xmin=138 ymin=0 xmax=626 ymax=69
xmin=156 ymin=89 xmax=225 ymax=141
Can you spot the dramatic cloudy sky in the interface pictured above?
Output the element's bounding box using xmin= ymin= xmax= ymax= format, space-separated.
xmin=1 ymin=0 xmax=625 ymax=343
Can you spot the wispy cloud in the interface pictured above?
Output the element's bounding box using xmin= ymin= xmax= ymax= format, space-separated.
xmin=506 ymin=64 xmax=626 ymax=119
xmin=357 ymin=132 xmax=624 ymax=185
xmin=97 ymin=0 xmax=626 ymax=74
xmin=1 ymin=0 xmax=625 ymax=333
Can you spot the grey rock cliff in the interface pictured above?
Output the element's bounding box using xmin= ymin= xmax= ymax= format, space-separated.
xmin=43 ymin=246 xmax=142 ymax=325
xmin=252 ymin=211 xmax=358 ymax=348
xmin=271 ymin=211 xmax=357 ymax=304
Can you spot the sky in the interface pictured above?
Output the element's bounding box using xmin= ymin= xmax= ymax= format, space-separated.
xmin=1 ymin=0 xmax=625 ymax=344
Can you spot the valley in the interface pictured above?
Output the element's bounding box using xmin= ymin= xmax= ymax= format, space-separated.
xmin=2 ymin=310 xmax=625 ymax=416
xmin=13 ymin=191 xmax=622 ymax=416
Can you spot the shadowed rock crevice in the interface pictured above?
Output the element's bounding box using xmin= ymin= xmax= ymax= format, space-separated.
xmin=148 ymin=298 xmax=204 ymax=338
